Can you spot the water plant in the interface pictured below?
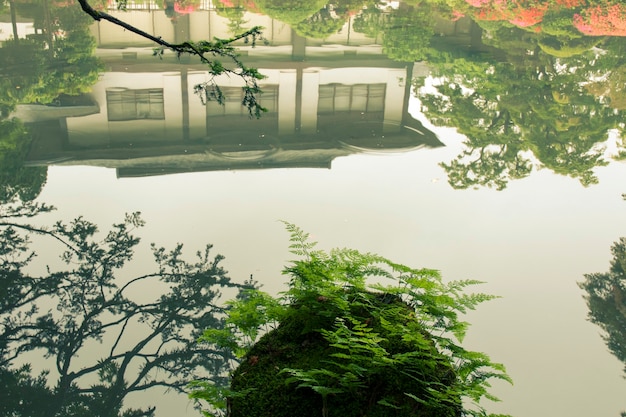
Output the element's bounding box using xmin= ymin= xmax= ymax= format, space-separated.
xmin=189 ymin=223 xmax=512 ymax=417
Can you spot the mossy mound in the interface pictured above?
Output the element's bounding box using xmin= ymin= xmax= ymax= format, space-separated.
xmin=193 ymin=225 xmax=511 ymax=416
xmin=228 ymin=291 xmax=462 ymax=417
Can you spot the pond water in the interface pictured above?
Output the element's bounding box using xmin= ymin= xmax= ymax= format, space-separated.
xmin=2 ymin=1 xmax=626 ymax=416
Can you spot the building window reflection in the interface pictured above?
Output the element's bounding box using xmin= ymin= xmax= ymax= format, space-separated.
xmin=106 ymin=87 xmax=165 ymax=121
xmin=205 ymin=86 xmax=279 ymax=116
xmin=318 ymin=83 xmax=385 ymax=114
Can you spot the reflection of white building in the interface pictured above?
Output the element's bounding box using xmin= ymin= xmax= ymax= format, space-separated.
xmin=25 ymin=58 xmax=440 ymax=175
xmin=25 ymin=8 xmax=456 ymax=175
xmin=65 ymin=64 xmax=414 ymax=143
xmin=0 ymin=21 xmax=35 ymax=42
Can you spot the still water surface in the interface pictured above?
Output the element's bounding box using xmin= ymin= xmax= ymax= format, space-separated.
xmin=2 ymin=1 xmax=626 ymax=416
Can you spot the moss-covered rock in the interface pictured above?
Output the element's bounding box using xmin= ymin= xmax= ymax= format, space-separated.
xmin=229 ymin=291 xmax=461 ymax=417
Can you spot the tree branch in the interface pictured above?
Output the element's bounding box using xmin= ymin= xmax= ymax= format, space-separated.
xmin=77 ymin=0 xmax=175 ymax=47
xmin=76 ymin=0 xmax=261 ymax=64
xmin=0 ymin=221 xmax=81 ymax=255
xmin=75 ymin=0 xmax=267 ymax=117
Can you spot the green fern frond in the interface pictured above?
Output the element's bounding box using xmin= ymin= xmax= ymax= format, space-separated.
xmin=192 ymin=223 xmax=512 ymax=417
xmin=280 ymin=221 xmax=318 ymax=257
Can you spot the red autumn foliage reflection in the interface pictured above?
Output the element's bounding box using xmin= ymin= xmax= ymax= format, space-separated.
xmin=464 ymin=0 xmax=548 ymax=27
xmin=554 ymin=0 xmax=584 ymax=7
xmin=174 ymin=2 xmax=195 ymax=14
xmin=462 ymin=0 xmax=626 ymax=37
xmin=508 ymin=4 xmax=548 ymax=27
xmin=573 ymin=3 xmax=626 ymax=36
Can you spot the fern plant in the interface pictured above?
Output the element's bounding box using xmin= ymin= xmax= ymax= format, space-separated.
xmin=189 ymin=223 xmax=512 ymax=417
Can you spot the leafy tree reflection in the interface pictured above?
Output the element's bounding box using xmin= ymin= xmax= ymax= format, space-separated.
xmin=0 ymin=0 xmax=103 ymax=205
xmin=579 ymin=237 xmax=626 ymax=417
xmin=0 ymin=119 xmax=47 ymax=204
xmin=416 ymin=25 xmax=625 ymax=190
xmin=0 ymin=1 xmax=104 ymax=118
xmin=0 ymin=202 xmax=252 ymax=416
xmin=580 ymin=238 xmax=626 ymax=374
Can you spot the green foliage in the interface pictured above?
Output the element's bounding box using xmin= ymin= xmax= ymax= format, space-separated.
xmin=580 ymin=235 xmax=626 ymax=417
xmin=579 ymin=237 xmax=626 ymax=374
xmin=216 ymin=5 xmax=250 ymax=36
xmin=294 ymin=6 xmax=347 ymax=39
xmin=352 ymin=5 xmax=386 ymax=38
xmin=0 ymin=2 xmax=104 ymax=118
xmin=537 ymin=36 xmax=602 ymax=58
xmin=382 ymin=4 xmax=435 ymax=62
xmin=417 ymin=28 xmax=623 ymax=190
xmin=164 ymin=27 xmax=269 ymax=119
xmin=0 ymin=365 xmax=56 ymax=417
xmin=192 ymin=223 xmax=511 ymax=417
xmin=0 ymin=119 xmax=47 ymax=203
xmin=254 ymin=0 xmax=327 ymax=25
xmin=203 ymin=286 xmax=284 ymax=359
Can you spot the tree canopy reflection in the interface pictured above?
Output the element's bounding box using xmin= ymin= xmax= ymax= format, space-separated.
xmin=0 ymin=0 xmax=103 ymax=118
xmin=579 ymin=236 xmax=626 ymax=417
xmin=0 ymin=0 xmax=105 ymax=201
xmin=415 ymin=25 xmax=626 ymax=190
xmin=580 ymin=238 xmax=626 ymax=376
xmin=0 ymin=201 xmax=252 ymax=416
xmin=0 ymin=119 xmax=47 ymax=203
